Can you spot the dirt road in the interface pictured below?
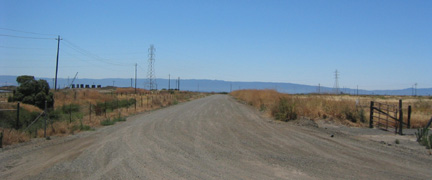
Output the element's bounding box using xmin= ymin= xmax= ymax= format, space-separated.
xmin=1 ymin=95 xmax=431 ymax=179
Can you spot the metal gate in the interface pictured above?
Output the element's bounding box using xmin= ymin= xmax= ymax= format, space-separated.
xmin=369 ymin=100 xmax=411 ymax=135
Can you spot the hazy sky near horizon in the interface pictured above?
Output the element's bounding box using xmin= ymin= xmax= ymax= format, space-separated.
xmin=1 ymin=0 xmax=431 ymax=90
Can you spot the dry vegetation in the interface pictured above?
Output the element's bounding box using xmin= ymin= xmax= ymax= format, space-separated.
xmin=0 ymin=88 xmax=206 ymax=146
xmin=230 ymin=89 xmax=432 ymax=128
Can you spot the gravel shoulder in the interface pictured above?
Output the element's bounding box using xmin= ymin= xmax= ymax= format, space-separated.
xmin=0 ymin=95 xmax=431 ymax=179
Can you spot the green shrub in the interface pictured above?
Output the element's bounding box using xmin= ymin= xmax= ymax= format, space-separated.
xmin=95 ymin=98 xmax=136 ymax=116
xmin=61 ymin=104 xmax=80 ymax=114
xmin=415 ymin=125 xmax=432 ymax=149
xmin=48 ymin=109 xmax=63 ymax=120
xmin=113 ymin=116 xmax=126 ymax=122
xmin=344 ymin=108 xmax=357 ymax=123
xmin=72 ymin=124 xmax=93 ymax=131
xmin=358 ymin=108 xmax=366 ymax=123
xmin=343 ymin=108 xmax=366 ymax=123
xmin=271 ymin=98 xmax=297 ymax=122
xmin=101 ymin=118 xmax=115 ymax=126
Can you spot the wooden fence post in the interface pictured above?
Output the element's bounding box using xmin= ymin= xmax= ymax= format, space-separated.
xmin=369 ymin=101 xmax=374 ymax=128
xmin=398 ymin=99 xmax=403 ymax=135
xmin=407 ymin=105 xmax=411 ymax=129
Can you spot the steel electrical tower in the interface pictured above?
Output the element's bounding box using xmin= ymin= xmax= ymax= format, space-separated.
xmin=333 ymin=70 xmax=340 ymax=94
xmin=147 ymin=45 xmax=156 ymax=90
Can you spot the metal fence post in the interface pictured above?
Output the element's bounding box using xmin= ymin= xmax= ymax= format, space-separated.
xmin=369 ymin=101 xmax=374 ymax=128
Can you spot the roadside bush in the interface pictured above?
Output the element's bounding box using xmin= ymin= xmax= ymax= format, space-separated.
xmin=416 ymin=126 xmax=432 ymax=149
xmin=0 ymin=104 xmax=40 ymax=129
xmin=94 ymin=98 xmax=136 ymax=116
xmin=100 ymin=116 xmax=126 ymax=126
xmin=61 ymin=104 xmax=80 ymax=114
xmin=113 ymin=116 xmax=126 ymax=122
xmin=72 ymin=119 xmax=93 ymax=132
xmin=101 ymin=118 xmax=115 ymax=126
xmin=272 ymin=98 xmax=297 ymax=122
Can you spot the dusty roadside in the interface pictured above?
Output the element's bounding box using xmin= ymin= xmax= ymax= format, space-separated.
xmin=1 ymin=95 xmax=431 ymax=179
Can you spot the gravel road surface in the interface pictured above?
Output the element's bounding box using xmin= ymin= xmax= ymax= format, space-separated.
xmin=1 ymin=95 xmax=431 ymax=179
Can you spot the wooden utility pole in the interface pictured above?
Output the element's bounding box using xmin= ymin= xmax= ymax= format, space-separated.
xmin=54 ymin=35 xmax=62 ymax=91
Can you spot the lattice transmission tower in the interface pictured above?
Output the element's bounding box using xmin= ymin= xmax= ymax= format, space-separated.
xmin=147 ymin=45 xmax=156 ymax=90
xmin=333 ymin=70 xmax=340 ymax=94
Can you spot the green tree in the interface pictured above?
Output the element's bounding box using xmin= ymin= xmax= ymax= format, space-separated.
xmin=9 ymin=75 xmax=54 ymax=109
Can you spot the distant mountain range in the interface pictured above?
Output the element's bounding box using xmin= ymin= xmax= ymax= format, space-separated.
xmin=1 ymin=75 xmax=431 ymax=96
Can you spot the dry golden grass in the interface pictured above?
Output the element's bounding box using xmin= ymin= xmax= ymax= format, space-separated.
xmin=231 ymin=90 xmax=432 ymax=128
xmin=115 ymin=87 xmax=149 ymax=94
xmin=54 ymin=89 xmax=115 ymax=107
xmin=0 ymin=102 xmax=42 ymax=113
xmin=1 ymin=89 xmax=206 ymax=146
xmin=1 ymin=128 xmax=30 ymax=146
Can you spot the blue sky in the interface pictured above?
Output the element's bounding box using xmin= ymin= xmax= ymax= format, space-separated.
xmin=1 ymin=0 xmax=431 ymax=90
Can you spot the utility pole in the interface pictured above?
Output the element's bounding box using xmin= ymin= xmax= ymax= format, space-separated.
xmin=230 ymin=83 xmax=232 ymax=93
xmin=415 ymin=83 xmax=418 ymax=96
xmin=318 ymin=83 xmax=321 ymax=94
xmin=54 ymin=35 xmax=62 ymax=91
xmin=135 ymin=63 xmax=137 ymax=93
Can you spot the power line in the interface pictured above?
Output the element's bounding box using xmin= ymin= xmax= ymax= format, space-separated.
xmin=0 ymin=45 xmax=51 ymax=49
xmin=62 ymin=39 xmax=130 ymax=66
xmin=0 ymin=27 xmax=57 ymax=36
xmin=0 ymin=34 xmax=55 ymax=40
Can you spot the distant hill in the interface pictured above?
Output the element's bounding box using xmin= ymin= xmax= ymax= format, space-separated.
xmin=1 ymin=75 xmax=431 ymax=96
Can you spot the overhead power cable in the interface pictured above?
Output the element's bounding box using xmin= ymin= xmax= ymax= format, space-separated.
xmin=0 ymin=27 xmax=57 ymax=36
xmin=0 ymin=45 xmax=51 ymax=49
xmin=62 ymin=39 xmax=131 ymax=66
xmin=0 ymin=34 xmax=55 ymax=40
